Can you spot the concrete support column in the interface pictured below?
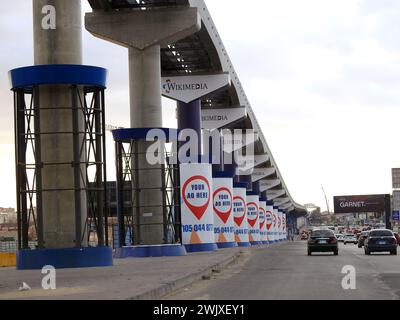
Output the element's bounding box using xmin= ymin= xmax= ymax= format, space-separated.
xmin=129 ymin=45 xmax=164 ymax=244
xmin=85 ymin=6 xmax=200 ymax=245
xmin=129 ymin=46 xmax=162 ymax=128
xmin=33 ymin=0 xmax=86 ymax=248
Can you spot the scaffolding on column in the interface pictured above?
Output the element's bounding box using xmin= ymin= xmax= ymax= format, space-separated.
xmin=113 ymin=128 xmax=184 ymax=252
xmin=9 ymin=65 xmax=113 ymax=269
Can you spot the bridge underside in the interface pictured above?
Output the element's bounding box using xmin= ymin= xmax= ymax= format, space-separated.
xmin=87 ymin=0 xmax=306 ymax=216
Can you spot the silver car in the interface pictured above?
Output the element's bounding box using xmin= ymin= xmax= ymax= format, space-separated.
xmin=343 ymin=234 xmax=358 ymax=245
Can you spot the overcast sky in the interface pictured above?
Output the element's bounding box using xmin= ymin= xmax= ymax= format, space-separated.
xmin=1 ymin=0 xmax=400 ymax=211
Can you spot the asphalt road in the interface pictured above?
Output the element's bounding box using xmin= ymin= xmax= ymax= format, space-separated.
xmin=167 ymin=241 xmax=400 ymax=300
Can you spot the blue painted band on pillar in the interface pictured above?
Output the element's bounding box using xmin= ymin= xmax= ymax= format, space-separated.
xmin=184 ymin=243 xmax=218 ymax=253
xmin=259 ymin=196 xmax=268 ymax=202
xmin=250 ymin=241 xmax=263 ymax=246
xmin=233 ymin=182 xmax=249 ymax=189
xmin=261 ymin=191 xmax=268 ymax=198
xmin=239 ymin=175 xmax=252 ymax=186
xmin=267 ymin=201 xmax=274 ymax=206
xmin=114 ymin=245 xmax=187 ymax=258
xmin=237 ymin=242 xmax=252 ymax=247
xmin=246 ymin=191 xmax=260 ymax=196
xmin=9 ymin=64 xmax=108 ymax=90
xmin=224 ymin=164 xmax=237 ymax=178
xmin=213 ymin=171 xmax=235 ymax=178
xmin=17 ymin=247 xmax=113 ymax=270
xmin=252 ymin=181 xmax=260 ymax=194
xmin=177 ymin=99 xmax=202 ymax=156
xmin=112 ymin=128 xmax=180 ymax=142
xmin=217 ymin=242 xmax=238 ymax=249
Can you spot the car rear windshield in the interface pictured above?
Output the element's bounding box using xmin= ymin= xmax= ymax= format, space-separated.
xmin=369 ymin=230 xmax=393 ymax=237
xmin=311 ymin=230 xmax=334 ymax=237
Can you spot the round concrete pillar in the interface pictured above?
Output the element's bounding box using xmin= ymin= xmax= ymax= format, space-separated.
xmin=33 ymin=0 xmax=87 ymax=248
xmin=129 ymin=45 xmax=164 ymax=245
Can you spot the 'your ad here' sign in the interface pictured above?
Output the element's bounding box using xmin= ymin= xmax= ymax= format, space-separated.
xmin=180 ymin=163 xmax=215 ymax=246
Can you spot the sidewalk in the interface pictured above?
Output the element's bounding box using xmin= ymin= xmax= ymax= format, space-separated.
xmin=0 ymin=247 xmax=249 ymax=300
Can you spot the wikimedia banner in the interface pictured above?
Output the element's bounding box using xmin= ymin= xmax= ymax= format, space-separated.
xmin=213 ymin=177 xmax=235 ymax=244
xmin=233 ymin=187 xmax=249 ymax=244
xmin=180 ymin=163 xmax=215 ymax=246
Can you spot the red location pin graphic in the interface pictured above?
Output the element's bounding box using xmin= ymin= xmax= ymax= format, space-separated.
xmin=213 ymin=187 xmax=233 ymax=224
xmin=259 ymin=207 xmax=266 ymax=229
xmin=266 ymin=211 xmax=273 ymax=230
xmin=233 ymin=196 xmax=246 ymax=227
xmin=247 ymin=202 xmax=258 ymax=227
xmin=182 ymin=175 xmax=211 ymax=221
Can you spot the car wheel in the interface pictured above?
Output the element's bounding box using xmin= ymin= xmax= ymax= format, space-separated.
xmin=391 ymin=250 xmax=397 ymax=255
xmin=365 ymin=248 xmax=371 ymax=255
xmin=308 ymin=250 xmax=312 ymax=256
xmin=334 ymin=250 xmax=338 ymax=256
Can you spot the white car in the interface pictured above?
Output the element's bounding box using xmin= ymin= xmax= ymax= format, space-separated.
xmin=343 ymin=234 xmax=358 ymax=245
xmin=336 ymin=234 xmax=344 ymax=242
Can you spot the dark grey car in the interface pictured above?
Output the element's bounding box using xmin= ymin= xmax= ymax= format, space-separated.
xmin=364 ymin=229 xmax=397 ymax=255
xmin=307 ymin=229 xmax=338 ymax=256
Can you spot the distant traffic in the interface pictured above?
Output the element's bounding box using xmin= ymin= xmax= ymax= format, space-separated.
xmin=301 ymin=224 xmax=400 ymax=256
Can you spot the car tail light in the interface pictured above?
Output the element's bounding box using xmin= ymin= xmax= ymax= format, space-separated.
xmin=329 ymin=237 xmax=337 ymax=244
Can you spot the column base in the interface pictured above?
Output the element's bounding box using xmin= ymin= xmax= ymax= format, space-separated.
xmin=262 ymin=241 xmax=270 ymax=245
xmin=185 ymin=243 xmax=218 ymax=253
xmin=17 ymin=247 xmax=113 ymax=270
xmin=115 ymin=244 xmax=187 ymax=258
xmin=250 ymin=241 xmax=263 ymax=246
xmin=217 ymin=242 xmax=238 ymax=249
xmin=237 ymin=242 xmax=251 ymax=247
